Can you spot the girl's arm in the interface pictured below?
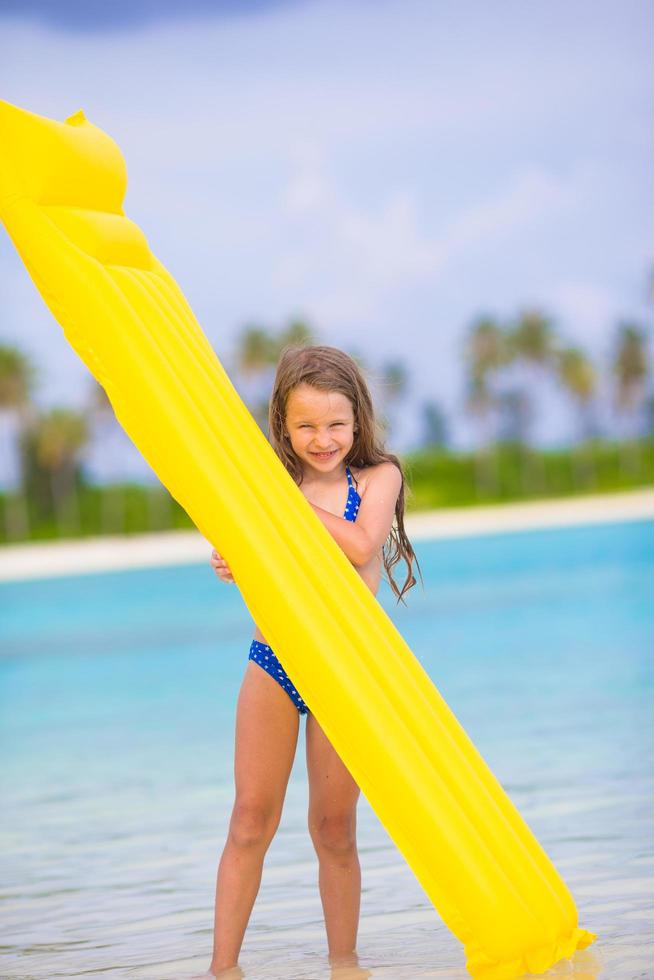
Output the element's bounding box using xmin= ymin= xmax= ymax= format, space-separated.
xmin=309 ymin=461 xmax=402 ymax=567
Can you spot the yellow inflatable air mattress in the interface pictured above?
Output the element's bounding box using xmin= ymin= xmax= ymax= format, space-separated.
xmin=0 ymin=99 xmax=596 ymax=979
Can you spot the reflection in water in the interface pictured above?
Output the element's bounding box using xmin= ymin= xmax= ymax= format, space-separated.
xmin=544 ymin=946 xmax=603 ymax=977
xmin=183 ymin=950 xmax=602 ymax=979
xmin=187 ymin=952 xmax=373 ymax=980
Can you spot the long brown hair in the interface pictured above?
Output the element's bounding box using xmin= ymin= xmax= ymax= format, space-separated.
xmin=268 ymin=344 xmax=422 ymax=604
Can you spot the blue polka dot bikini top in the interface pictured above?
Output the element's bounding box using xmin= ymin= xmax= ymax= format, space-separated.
xmin=344 ymin=465 xmax=361 ymax=522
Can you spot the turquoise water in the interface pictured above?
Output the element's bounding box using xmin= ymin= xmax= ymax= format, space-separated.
xmin=1 ymin=520 xmax=653 ymax=980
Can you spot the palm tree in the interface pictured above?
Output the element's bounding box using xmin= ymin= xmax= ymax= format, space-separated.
xmin=0 ymin=343 xmax=35 ymax=540
xmin=613 ymin=322 xmax=648 ymax=434
xmin=644 ymin=271 xmax=654 ymax=436
xmin=464 ymin=315 xmax=507 ymax=495
xmin=87 ymin=381 xmax=126 ymax=534
xmin=234 ymin=324 xmax=278 ymax=429
xmin=497 ymin=388 xmax=532 ymax=444
xmin=378 ymin=359 xmax=409 ymax=439
xmin=464 ymin=316 xmax=506 ymax=435
xmin=507 ymin=309 xmax=555 ymax=367
xmin=466 ymin=371 xmax=494 ymax=440
xmin=276 ymin=318 xmax=313 ymax=353
xmin=87 ymin=380 xmax=174 ymax=534
xmin=645 ymin=395 xmax=654 ymax=437
xmin=557 ymin=347 xmax=597 ymax=440
xmin=236 ymin=325 xmax=278 ymax=377
xmin=235 ymin=319 xmax=316 ymax=430
xmin=505 ymin=308 xmax=556 ymax=493
xmin=25 ymin=408 xmax=88 ymax=536
xmin=613 ymin=322 xmax=649 ymax=477
xmin=421 ymin=400 xmax=448 ymax=449
xmin=556 ymin=346 xmax=598 ymax=488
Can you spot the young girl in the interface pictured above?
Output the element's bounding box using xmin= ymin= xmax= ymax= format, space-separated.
xmin=201 ymin=345 xmax=420 ymax=979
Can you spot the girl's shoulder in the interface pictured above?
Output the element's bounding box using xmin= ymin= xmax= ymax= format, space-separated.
xmin=350 ymin=460 xmax=402 ymax=498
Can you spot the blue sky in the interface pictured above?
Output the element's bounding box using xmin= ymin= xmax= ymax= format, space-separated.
xmin=0 ymin=0 xmax=652 ymax=476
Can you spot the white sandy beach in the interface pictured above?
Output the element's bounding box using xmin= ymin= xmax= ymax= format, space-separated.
xmin=1 ymin=487 xmax=653 ymax=583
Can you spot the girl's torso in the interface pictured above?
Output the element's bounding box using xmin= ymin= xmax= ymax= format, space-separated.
xmin=252 ymin=463 xmax=382 ymax=645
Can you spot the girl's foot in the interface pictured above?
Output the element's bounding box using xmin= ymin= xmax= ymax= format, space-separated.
xmin=329 ymin=952 xmax=371 ymax=979
xmin=330 ymin=968 xmax=372 ymax=980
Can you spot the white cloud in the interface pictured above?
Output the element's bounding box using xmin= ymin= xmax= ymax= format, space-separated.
xmin=270 ymin=157 xmax=586 ymax=329
xmin=443 ymin=168 xmax=579 ymax=256
xmin=0 ymin=0 xmax=651 ymax=456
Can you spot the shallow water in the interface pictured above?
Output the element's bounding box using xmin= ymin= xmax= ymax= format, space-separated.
xmin=1 ymin=520 xmax=652 ymax=979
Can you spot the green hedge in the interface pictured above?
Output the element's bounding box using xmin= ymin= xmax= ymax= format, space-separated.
xmin=404 ymin=439 xmax=654 ymax=509
xmin=1 ymin=439 xmax=652 ymax=544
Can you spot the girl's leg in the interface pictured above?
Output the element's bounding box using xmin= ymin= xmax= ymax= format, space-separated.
xmin=306 ymin=713 xmax=361 ymax=963
xmin=208 ymin=661 xmax=300 ymax=974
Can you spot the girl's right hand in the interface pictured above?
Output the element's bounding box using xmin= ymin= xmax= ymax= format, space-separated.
xmin=210 ymin=548 xmax=235 ymax=584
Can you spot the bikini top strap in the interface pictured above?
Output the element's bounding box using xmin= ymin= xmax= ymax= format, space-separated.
xmin=345 ymin=465 xmax=361 ymax=505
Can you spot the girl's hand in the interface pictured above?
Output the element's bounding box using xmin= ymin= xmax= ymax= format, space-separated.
xmin=210 ymin=548 xmax=235 ymax=584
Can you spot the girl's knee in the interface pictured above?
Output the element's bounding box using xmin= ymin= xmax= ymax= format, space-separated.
xmin=309 ymin=810 xmax=357 ymax=857
xmin=229 ymin=799 xmax=280 ymax=850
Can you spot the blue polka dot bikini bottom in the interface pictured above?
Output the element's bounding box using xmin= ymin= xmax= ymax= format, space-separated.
xmin=248 ymin=639 xmax=309 ymax=715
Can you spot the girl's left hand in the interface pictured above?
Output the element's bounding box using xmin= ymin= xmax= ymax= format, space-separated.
xmin=210 ymin=548 xmax=235 ymax=584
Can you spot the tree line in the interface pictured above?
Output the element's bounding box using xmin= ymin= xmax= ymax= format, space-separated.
xmin=463 ymin=307 xmax=651 ymax=494
xmin=0 ymin=290 xmax=651 ymax=543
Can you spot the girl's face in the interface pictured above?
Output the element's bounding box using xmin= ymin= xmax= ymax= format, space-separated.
xmin=284 ymin=383 xmax=356 ymax=473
